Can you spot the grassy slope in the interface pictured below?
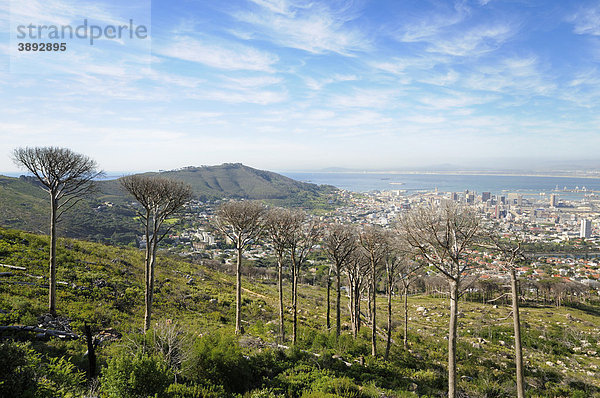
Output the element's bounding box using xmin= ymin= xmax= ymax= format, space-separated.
xmin=0 ymin=176 xmax=48 ymax=233
xmin=1 ymin=227 xmax=600 ymax=396
xmin=0 ymin=164 xmax=339 ymax=243
xmin=137 ymin=163 xmax=336 ymax=201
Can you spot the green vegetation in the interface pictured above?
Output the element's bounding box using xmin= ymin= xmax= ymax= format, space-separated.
xmin=0 ymin=164 xmax=341 ymax=246
xmin=137 ymin=164 xmax=338 ymax=204
xmin=1 ymin=227 xmax=600 ymax=397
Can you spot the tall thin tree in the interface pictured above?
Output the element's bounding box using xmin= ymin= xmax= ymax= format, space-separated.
xmin=401 ymin=202 xmax=481 ymax=398
xmin=324 ymin=224 xmax=357 ymax=337
xmin=12 ymin=147 xmax=102 ymax=315
xmin=359 ymin=226 xmax=390 ymax=357
xmin=121 ymin=175 xmax=193 ymax=332
xmin=264 ymin=207 xmax=298 ymax=343
xmin=484 ymin=228 xmax=528 ymax=398
xmin=288 ymin=214 xmax=321 ymax=344
xmin=397 ymin=257 xmax=423 ymax=349
xmin=215 ymin=201 xmax=265 ymax=334
xmin=346 ymin=251 xmax=369 ymax=338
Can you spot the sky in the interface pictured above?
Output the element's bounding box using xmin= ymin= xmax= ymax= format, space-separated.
xmin=1 ymin=0 xmax=600 ymax=173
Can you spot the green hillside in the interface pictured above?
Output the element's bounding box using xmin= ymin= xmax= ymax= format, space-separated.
xmin=131 ymin=163 xmax=338 ymax=203
xmin=1 ymin=227 xmax=600 ymax=397
xmin=0 ymin=163 xmax=340 ymax=245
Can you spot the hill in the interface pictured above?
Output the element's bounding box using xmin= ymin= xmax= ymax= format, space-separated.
xmin=0 ymin=163 xmax=340 ymax=245
xmin=1 ymin=227 xmax=600 ymax=397
xmin=134 ymin=163 xmax=338 ymax=202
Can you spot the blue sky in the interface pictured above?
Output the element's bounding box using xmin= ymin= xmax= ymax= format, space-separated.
xmin=1 ymin=0 xmax=600 ymax=172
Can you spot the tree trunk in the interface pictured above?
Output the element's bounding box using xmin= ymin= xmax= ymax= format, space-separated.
xmin=326 ymin=267 xmax=331 ymax=330
xmin=385 ymin=276 xmax=392 ymax=360
xmin=49 ymin=195 xmax=57 ymax=315
xmin=403 ymin=285 xmax=409 ymax=349
xmin=144 ymin=245 xmax=157 ymax=332
xmin=278 ymin=253 xmax=285 ymax=343
xmin=348 ymin=276 xmax=356 ymax=338
xmin=511 ymin=269 xmax=525 ymax=398
xmin=448 ymin=279 xmax=459 ymax=398
xmin=356 ymin=281 xmax=361 ymax=333
xmin=235 ymin=245 xmax=243 ymax=334
xmin=84 ymin=323 xmax=96 ymax=380
xmin=291 ymin=251 xmax=298 ymax=344
xmin=371 ymin=258 xmax=377 ymax=357
xmin=336 ymin=264 xmax=341 ymax=337
xmin=143 ymin=211 xmax=151 ymax=332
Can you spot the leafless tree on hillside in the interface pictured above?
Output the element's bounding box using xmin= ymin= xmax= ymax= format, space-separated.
xmin=401 ymin=202 xmax=482 ymax=398
xmin=121 ymin=175 xmax=193 ymax=332
xmin=264 ymin=207 xmax=298 ymax=343
xmin=287 ymin=213 xmax=321 ymax=344
xmin=346 ymin=251 xmax=370 ymax=338
xmin=324 ymin=223 xmax=357 ymax=337
xmin=359 ymin=226 xmax=390 ymax=357
xmin=12 ymin=146 xmax=103 ymax=315
xmin=215 ymin=200 xmax=265 ymax=334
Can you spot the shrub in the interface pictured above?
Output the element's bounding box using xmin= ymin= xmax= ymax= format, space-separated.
xmin=0 ymin=341 xmax=39 ymax=397
xmin=101 ymin=353 xmax=174 ymax=398
xmin=165 ymin=382 xmax=229 ymax=398
xmin=183 ymin=332 xmax=251 ymax=393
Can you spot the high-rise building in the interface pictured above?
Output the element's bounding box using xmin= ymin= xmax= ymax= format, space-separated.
xmin=481 ymin=192 xmax=491 ymax=202
xmin=550 ymin=194 xmax=558 ymax=207
xmin=580 ymin=219 xmax=592 ymax=239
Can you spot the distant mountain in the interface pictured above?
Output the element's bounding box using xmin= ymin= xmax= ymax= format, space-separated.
xmin=0 ymin=164 xmax=340 ymax=244
xmin=123 ymin=163 xmax=338 ymax=201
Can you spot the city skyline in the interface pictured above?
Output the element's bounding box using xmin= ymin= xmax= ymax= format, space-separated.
xmin=2 ymin=0 xmax=600 ymax=173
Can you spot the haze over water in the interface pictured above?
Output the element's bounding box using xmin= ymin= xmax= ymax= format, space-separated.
xmin=283 ymin=172 xmax=600 ymax=198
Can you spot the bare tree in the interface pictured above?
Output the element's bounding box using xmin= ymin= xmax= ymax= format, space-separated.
xmin=264 ymin=207 xmax=300 ymax=343
xmin=401 ymin=202 xmax=481 ymax=398
xmin=215 ymin=201 xmax=265 ymax=334
xmin=397 ymin=257 xmax=423 ymax=350
xmin=382 ymin=249 xmax=399 ymax=360
xmin=359 ymin=226 xmax=390 ymax=357
xmin=121 ymin=175 xmax=193 ymax=332
xmin=324 ymin=224 xmax=357 ymax=337
xmin=346 ymin=251 xmax=369 ymax=338
xmin=483 ymin=229 xmax=528 ymax=398
xmin=12 ymin=147 xmax=102 ymax=315
xmin=287 ymin=213 xmax=321 ymax=344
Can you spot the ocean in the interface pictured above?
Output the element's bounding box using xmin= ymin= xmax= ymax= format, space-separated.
xmin=281 ymin=172 xmax=600 ymax=198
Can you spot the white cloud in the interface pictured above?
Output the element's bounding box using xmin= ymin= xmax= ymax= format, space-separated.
xmin=462 ymin=56 xmax=555 ymax=96
xmin=195 ymin=89 xmax=288 ymax=105
xmin=233 ymin=0 xmax=369 ymax=55
xmin=416 ymin=91 xmax=498 ymax=109
xmin=221 ymin=75 xmax=283 ymax=88
xmin=304 ymin=74 xmax=358 ymax=90
xmin=156 ymin=36 xmax=278 ymax=72
xmin=328 ymin=88 xmax=398 ymax=109
xmin=396 ymin=2 xmax=469 ymax=43
xmin=569 ymin=5 xmax=600 ymax=36
xmin=426 ymin=23 xmax=514 ymax=56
